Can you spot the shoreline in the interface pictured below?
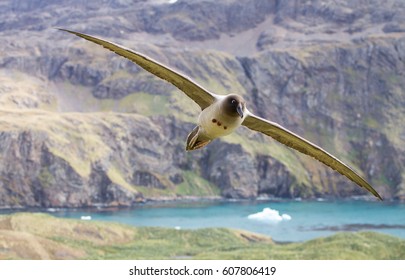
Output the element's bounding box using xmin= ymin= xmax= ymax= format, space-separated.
xmin=2 ymin=199 xmax=404 ymax=244
xmin=0 ymin=194 xmax=393 ymax=213
xmin=1 ymin=212 xmax=405 ymax=260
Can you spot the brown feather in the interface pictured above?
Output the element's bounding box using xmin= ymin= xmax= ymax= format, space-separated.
xmin=59 ymin=29 xmax=217 ymax=110
xmin=242 ymin=114 xmax=382 ymax=200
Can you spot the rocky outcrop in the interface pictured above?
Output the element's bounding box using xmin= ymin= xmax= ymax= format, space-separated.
xmin=0 ymin=0 xmax=404 ymax=208
xmin=0 ymin=114 xmax=143 ymax=208
xmin=239 ymin=36 xmax=405 ymax=199
xmin=1 ymin=0 xmax=277 ymax=40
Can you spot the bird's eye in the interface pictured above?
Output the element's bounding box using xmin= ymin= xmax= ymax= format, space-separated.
xmin=231 ymin=99 xmax=236 ymax=104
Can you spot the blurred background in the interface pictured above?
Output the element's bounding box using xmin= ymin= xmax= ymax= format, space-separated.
xmin=0 ymin=0 xmax=405 ymax=259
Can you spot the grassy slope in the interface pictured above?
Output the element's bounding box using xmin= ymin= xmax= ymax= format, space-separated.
xmin=0 ymin=213 xmax=404 ymax=260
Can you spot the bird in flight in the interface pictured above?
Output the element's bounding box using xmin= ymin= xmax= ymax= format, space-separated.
xmin=60 ymin=29 xmax=382 ymax=200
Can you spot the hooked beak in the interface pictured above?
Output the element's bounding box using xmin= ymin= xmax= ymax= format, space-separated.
xmin=236 ymin=104 xmax=244 ymax=118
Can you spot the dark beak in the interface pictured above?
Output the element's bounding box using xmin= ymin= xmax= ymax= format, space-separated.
xmin=236 ymin=104 xmax=244 ymax=118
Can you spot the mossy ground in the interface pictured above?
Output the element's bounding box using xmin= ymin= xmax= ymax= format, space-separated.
xmin=1 ymin=213 xmax=404 ymax=260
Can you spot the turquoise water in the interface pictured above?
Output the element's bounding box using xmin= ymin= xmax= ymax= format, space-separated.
xmin=47 ymin=200 xmax=405 ymax=242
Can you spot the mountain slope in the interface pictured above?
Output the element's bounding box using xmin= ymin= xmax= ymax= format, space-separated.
xmin=0 ymin=0 xmax=404 ymax=207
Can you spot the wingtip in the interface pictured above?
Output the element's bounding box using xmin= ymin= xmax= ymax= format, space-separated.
xmin=370 ymin=188 xmax=383 ymax=201
xmin=56 ymin=27 xmax=68 ymax=32
xmin=368 ymin=184 xmax=383 ymax=201
xmin=57 ymin=28 xmax=75 ymax=34
xmin=365 ymin=183 xmax=383 ymax=201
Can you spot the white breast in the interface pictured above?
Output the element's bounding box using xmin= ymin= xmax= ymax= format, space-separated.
xmin=197 ymin=102 xmax=245 ymax=139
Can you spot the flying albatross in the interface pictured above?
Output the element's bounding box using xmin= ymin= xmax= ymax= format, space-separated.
xmin=60 ymin=29 xmax=382 ymax=200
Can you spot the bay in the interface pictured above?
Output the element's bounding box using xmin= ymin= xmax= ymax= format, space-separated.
xmin=46 ymin=200 xmax=405 ymax=242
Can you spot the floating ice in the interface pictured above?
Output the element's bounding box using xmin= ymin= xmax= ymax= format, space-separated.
xmin=80 ymin=216 xmax=92 ymax=220
xmin=174 ymin=226 xmax=181 ymax=230
xmin=281 ymin=213 xmax=292 ymax=221
xmin=248 ymin=208 xmax=291 ymax=223
xmin=168 ymin=0 xmax=178 ymax=4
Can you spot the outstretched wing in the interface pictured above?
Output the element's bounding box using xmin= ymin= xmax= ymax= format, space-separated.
xmin=60 ymin=29 xmax=218 ymax=110
xmin=242 ymin=113 xmax=382 ymax=200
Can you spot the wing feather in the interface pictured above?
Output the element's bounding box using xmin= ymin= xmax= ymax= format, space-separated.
xmin=242 ymin=113 xmax=382 ymax=200
xmin=60 ymin=29 xmax=217 ymax=110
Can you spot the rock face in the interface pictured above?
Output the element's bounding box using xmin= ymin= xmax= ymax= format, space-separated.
xmin=0 ymin=0 xmax=404 ymax=208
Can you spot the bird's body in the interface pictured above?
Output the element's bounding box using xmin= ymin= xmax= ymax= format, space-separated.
xmin=188 ymin=94 xmax=247 ymax=150
xmin=60 ymin=29 xmax=383 ymax=200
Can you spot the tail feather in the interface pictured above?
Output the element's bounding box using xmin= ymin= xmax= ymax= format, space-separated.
xmin=186 ymin=126 xmax=211 ymax=151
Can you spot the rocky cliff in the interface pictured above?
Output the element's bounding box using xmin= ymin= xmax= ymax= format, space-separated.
xmin=0 ymin=0 xmax=404 ymax=208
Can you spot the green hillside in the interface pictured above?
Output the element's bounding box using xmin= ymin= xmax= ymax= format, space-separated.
xmin=0 ymin=213 xmax=404 ymax=260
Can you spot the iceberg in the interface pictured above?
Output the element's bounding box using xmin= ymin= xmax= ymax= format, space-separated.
xmin=80 ymin=216 xmax=92 ymax=220
xmin=248 ymin=208 xmax=291 ymax=223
